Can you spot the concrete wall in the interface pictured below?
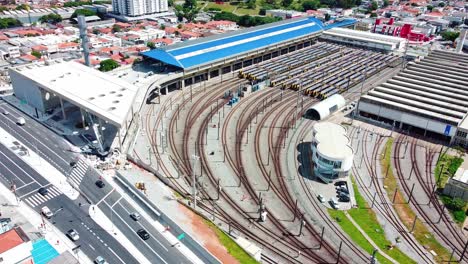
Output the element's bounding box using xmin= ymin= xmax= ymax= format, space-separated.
xmin=443 ymin=179 xmax=468 ymax=201
xmin=9 ymin=69 xmax=45 ymax=112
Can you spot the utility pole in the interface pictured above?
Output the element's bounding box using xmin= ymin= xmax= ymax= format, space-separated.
xmin=191 ymin=155 xmax=200 ymax=210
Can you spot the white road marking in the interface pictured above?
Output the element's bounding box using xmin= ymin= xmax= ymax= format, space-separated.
xmin=15 ymin=181 xmax=35 ymax=191
xmin=108 ymin=247 xmax=126 ymax=264
xmin=96 ymin=188 xmax=116 ymax=206
xmin=89 ymin=244 xmax=95 ymax=251
xmin=111 ymin=197 xmax=123 ymax=208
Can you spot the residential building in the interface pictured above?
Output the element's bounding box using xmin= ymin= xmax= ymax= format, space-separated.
xmin=0 ymin=44 xmax=20 ymax=59
xmin=0 ymin=227 xmax=33 ymax=264
xmin=112 ymin=0 xmax=168 ymax=17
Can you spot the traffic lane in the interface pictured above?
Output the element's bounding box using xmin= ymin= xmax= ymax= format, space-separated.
xmin=114 ymin=200 xmax=193 ymax=264
xmin=79 ymin=170 xmax=113 ymax=204
xmin=1 ymin=103 xmax=75 ymax=156
xmin=0 ymin=113 xmax=72 ymax=173
xmin=0 ymin=143 xmax=49 ymax=186
xmin=99 ymin=200 xmax=172 ymax=264
xmin=45 ymin=197 xmax=139 ymax=264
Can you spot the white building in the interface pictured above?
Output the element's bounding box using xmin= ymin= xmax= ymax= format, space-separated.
xmin=9 ymin=61 xmax=139 ymax=153
xmin=443 ymin=168 xmax=468 ymax=201
xmin=311 ymin=122 xmax=354 ymax=183
xmin=0 ymin=44 xmax=20 ymax=59
xmin=112 ymin=0 xmax=168 ymax=17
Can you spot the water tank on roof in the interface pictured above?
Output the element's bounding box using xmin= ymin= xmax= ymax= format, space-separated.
xmin=305 ymin=94 xmax=345 ymax=120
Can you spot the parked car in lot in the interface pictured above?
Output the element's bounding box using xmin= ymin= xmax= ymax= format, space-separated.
xmin=329 ymin=198 xmax=340 ymax=209
xmin=337 ymin=186 xmax=349 ymax=194
xmin=67 ymin=229 xmax=79 ymax=241
xmin=137 ymin=229 xmax=150 ymax=240
xmin=339 ymin=193 xmax=350 ymax=202
xmin=334 ymin=181 xmax=346 ymax=187
xmin=130 ymin=212 xmax=141 ymax=221
xmin=41 ymin=206 xmax=53 ymax=218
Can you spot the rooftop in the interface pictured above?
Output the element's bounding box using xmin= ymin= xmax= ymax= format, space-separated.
xmin=142 ymin=17 xmax=356 ymax=70
xmin=313 ymin=122 xmax=353 ymax=160
xmin=12 ymin=61 xmax=138 ymax=127
xmin=0 ymin=227 xmax=28 ymax=254
xmin=453 ymin=168 xmax=468 ymax=184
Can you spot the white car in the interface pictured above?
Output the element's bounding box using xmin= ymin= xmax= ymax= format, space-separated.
xmin=329 ymin=198 xmax=340 ymax=210
xmin=94 ymin=256 xmax=108 ymax=264
xmin=2 ymin=110 xmax=9 ymax=115
xmin=317 ymin=194 xmax=325 ymax=203
xmin=16 ymin=117 xmax=25 ymax=125
xmin=67 ymin=229 xmax=79 ymax=241
xmin=41 ymin=206 xmax=53 ymax=219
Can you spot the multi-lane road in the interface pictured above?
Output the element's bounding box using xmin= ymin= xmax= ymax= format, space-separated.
xmin=0 ymin=100 xmax=193 ymax=264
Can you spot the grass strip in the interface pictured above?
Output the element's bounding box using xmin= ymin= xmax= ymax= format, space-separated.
xmin=381 ymin=138 xmax=451 ymax=263
xmin=204 ymin=220 xmax=259 ymax=264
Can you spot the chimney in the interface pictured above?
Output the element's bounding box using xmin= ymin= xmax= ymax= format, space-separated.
xmin=78 ymin=16 xmax=90 ymax=67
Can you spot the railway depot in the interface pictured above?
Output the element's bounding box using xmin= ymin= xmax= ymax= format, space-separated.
xmin=356 ymin=49 xmax=468 ymax=146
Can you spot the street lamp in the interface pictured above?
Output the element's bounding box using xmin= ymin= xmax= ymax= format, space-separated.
xmin=191 ymin=155 xmax=199 ymax=209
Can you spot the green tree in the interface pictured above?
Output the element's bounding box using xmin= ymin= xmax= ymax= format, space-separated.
xmin=168 ymin=0 xmax=174 ymax=6
xmin=147 ymin=41 xmax=156 ymax=49
xmin=31 ymin=50 xmax=41 ymax=58
xmin=39 ymin=13 xmax=62 ymax=24
xmin=64 ymin=1 xmax=92 ymax=7
xmin=15 ymin=4 xmax=30 ymax=10
xmin=259 ymin=8 xmax=266 ymax=15
xmin=302 ymin=0 xmax=320 ymax=10
xmin=99 ymin=59 xmax=119 ymax=72
xmin=438 ymin=2 xmax=445 ymax=7
xmin=370 ymin=0 xmax=378 ymax=10
xmin=246 ymin=0 xmax=256 ymax=9
xmin=71 ymin=9 xmax=97 ymax=19
xmin=160 ymin=24 xmax=166 ymax=30
xmin=324 ymin=13 xmax=331 ymax=21
xmin=0 ymin=6 xmax=10 ymax=12
xmin=441 ymin=31 xmax=460 ymax=42
xmin=177 ymin=23 xmax=183 ymax=29
xmin=112 ymin=24 xmax=122 ymax=32
xmin=0 ymin=17 xmax=22 ymax=29
xmin=174 ymin=0 xmax=200 ymax=22
xmin=382 ymin=0 xmax=389 ymax=7
xmin=427 ymin=5 xmax=433 ymax=11
xmin=282 ymin=0 xmax=293 ymax=7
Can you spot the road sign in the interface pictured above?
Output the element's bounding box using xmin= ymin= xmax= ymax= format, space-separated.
xmin=444 ymin=125 xmax=451 ymax=136
xmin=177 ymin=233 xmax=185 ymax=240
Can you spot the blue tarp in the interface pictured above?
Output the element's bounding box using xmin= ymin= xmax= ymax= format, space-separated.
xmin=142 ymin=17 xmax=356 ymax=70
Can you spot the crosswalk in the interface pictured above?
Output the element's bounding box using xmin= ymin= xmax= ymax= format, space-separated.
xmin=24 ymin=186 xmax=62 ymax=208
xmin=68 ymin=159 xmax=88 ymax=187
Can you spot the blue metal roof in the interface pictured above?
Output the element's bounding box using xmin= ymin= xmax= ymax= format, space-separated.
xmin=142 ymin=17 xmax=356 ymax=70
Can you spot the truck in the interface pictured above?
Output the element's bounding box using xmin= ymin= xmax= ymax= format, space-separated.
xmin=41 ymin=206 xmax=53 ymax=219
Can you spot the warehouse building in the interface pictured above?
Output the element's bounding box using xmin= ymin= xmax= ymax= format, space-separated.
xmin=141 ymin=17 xmax=356 ymax=97
xmin=356 ymin=50 xmax=468 ymax=145
xmin=320 ymin=27 xmax=407 ymax=53
xmin=311 ymin=122 xmax=354 ymax=183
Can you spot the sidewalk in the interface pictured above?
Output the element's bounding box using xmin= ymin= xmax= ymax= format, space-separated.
xmin=0 ymin=182 xmax=91 ymax=263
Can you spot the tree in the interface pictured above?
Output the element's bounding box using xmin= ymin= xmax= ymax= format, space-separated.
xmin=382 ymin=0 xmax=389 ymax=7
xmin=31 ymin=50 xmax=41 ymax=58
xmin=246 ymin=0 xmax=256 ymax=9
xmin=112 ymin=24 xmax=122 ymax=32
xmin=174 ymin=0 xmax=200 ymax=22
xmin=39 ymin=13 xmax=62 ymax=24
xmin=281 ymin=0 xmax=293 ymax=7
xmin=71 ymin=9 xmax=97 ymax=19
xmin=259 ymin=8 xmax=266 ymax=15
xmin=438 ymin=2 xmax=445 ymax=7
xmin=15 ymin=4 xmax=30 ymax=10
xmin=177 ymin=23 xmax=183 ymax=29
xmin=160 ymin=24 xmax=166 ymax=30
xmin=324 ymin=13 xmax=331 ymax=21
xmin=0 ymin=6 xmax=10 ymax=12
xmin=427 ymin=5 xmax=433 ymax=11
xmin=0 ymin=17 xmax=22 ymax=29
xmin=441 ymin=31 xmax=460 ymax=42
xmin=168 ymin=0 xmax=174 ymax=6
xmin=370 ymin=1 xmax=378 ymax=10
xmin=302 ymin=0 xmax=320 ymax=10
xmin=147 ymin=42 xmax=156 ymax=49
xmin=99 ymin=59 xmax=119 ymax=72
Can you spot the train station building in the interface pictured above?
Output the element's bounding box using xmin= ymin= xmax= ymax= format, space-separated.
xmin=356 ymin=50 xmax=468 ymax=146
xmin=9 ymin=61 xmax=138 ymax=154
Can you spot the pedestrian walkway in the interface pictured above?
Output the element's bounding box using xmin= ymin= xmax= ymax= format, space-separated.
xmin=31 ymin=238 xmax=60 ymax=264
xmin=68 ymin=159 xmax=88 ymax=187
xmin=23 ymin=186 xmax=62 ymax=208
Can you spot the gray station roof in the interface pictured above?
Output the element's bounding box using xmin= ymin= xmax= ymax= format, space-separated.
xmin=360 ymin=50 xmax=468 ymax=126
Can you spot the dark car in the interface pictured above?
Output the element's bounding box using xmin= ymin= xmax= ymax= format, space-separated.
xmin=337 ymin=186 xmax=349 ymax=194
xmin=137 ymin=229 xmax=150 ymax=240
xmin=339 ymin=193 xmax=350 ymax=202
xmin=95 ymin=180 xmax=105 ymax=188
xmin=334 ymin=181 xmax=346 ymax=187
xmin=38 ymin=187 xmax=48 ymax=196
xmin=70 ymin=161 xmax=77 ymax=168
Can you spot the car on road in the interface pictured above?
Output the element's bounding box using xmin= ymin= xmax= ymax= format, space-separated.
xmin=95 ymin=180 xmax=105 ymax=188
xmin=137 ymin=229 xmax=150 ymax=240
xmin=329 ymin=198 xmax=340 ymax=209
xmin=38 ymin=187 xmax=48 ymax=196
xmin=317 ymin=194 xmax=325 ymax=203
xmin=2 ymin=110 xmax=9 ymax=115
xmin=70 ymin=161 xmax=77 ymax=168
xmin=67 ymin=229 xmax=79 ymax=241
xmin=130 ymin=212 xmax=141 ymax=221
xmin=16 ymin=117 xmax=25 ymax=126
xmin=94 ymin=256 xmax=108 ymax=264
xmin=41 ymin=206 xmax=53 ymax=218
